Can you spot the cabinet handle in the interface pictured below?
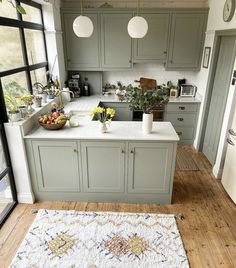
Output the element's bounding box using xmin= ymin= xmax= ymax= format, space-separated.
xmin=229 ymin=129 xmax=236 ymax=136
xmin=227 ymin=138 xmax=235 ymax=146
xmin=130 ymin=150 xmax=134 ymax=154
xmin=163 ymin=51 xmax=167 ymax=54
xmin=179 ymin=106 xmax=185 ymax=110
xmin=170 ymin=60 xmax=173 ymax=63
xmin=121 ymin=149 xmax=125 ymax=154
xmin=177 ymin=118 xmax=184 ymax=121
xmin=129 ymin=59 xmax=132 ymax=63
xmin=177 ymin=132 xmax=182 ymax=136
xmin=73 ymin=149 xmax=77 ymax=153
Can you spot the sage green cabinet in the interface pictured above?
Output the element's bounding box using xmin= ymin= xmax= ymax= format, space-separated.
xmin=133 ymin=13 xmax=170 ymax=62
xmin=128 ymin=142 xmax=174 ymax=194
xmin=166 ymin=13 xmax=206 ymax=70
xmin=30 ymin=140 xmax=80 ymax=192
xmin=101 ymin=13 xmax=132 ymax=69
xmin=81 ymin=141 xmax=125 ymax=193
xmin=102 ymin=102 xmax=133 ymax=121
xmin=63 ymin=13 xmax=100 ymax=70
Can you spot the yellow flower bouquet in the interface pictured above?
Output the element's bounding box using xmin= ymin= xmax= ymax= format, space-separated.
xmin=89 ymin=106 xmax=115 ymax=123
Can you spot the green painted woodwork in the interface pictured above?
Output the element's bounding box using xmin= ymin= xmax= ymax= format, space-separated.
xmin=26 ymin=139 xmax=177 ymax=204
xmin=164 ymin=113 xmax=196 ymax=126
xmin=63 ymin=13 xmax=100 ymax=70
xmin=31 ymin=140 xmax=80 ymax=192
xmin=101 ymin=13 xmax=132 ymax=69
xmin=81 ymin=141 xmax=125 ymax=193
xmin=127 ymin=143 xmax=174 ymax=194
xmin=102 ymin=102 xmax=133 ymax=121
xmin=203 ymin=36 xmax=236 ymax=165
xmin=133 ymin=13 xmax=170 ymax=62
xmin=166 ymin=13 xmax=206 ymax=70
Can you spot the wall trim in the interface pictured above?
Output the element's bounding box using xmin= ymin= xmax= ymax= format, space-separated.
xmin=17 ymin=192 xmax=35 ymax=204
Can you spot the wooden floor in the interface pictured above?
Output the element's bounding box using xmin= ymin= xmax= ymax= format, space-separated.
xmin=0 ymin=146 xmax=236 ymax=268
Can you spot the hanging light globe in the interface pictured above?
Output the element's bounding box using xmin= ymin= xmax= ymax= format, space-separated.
xmin=127 ymin=15 xmax=148 ymax=38
xmin=73 ymin=15 xmax=94 ymax=38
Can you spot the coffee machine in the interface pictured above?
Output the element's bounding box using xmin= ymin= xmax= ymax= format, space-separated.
xmin=68 ymin=74 xmax=81 ymax=98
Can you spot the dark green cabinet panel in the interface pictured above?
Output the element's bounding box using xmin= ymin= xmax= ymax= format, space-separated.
xmin=81 ymin=141 xmax=125 ymax=192
xmin=101 ymin=13 xmax=132 ymax=68
xmin=166 ymin=13 xmax=206 ymax=70
xmin=32 ymin=140 xmax=80 ymax=192
xmin=63 ymin=13 xmax=100 ymax=70
xmin=133 ymin=13 xmax=170 ymax=62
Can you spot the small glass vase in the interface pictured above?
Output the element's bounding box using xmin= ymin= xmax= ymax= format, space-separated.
xmin=100 ymin=122 xmax=108 ymax=133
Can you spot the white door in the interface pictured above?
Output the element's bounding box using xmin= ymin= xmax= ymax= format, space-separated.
xmin=222 ymin=103 xmax=236 ymax=204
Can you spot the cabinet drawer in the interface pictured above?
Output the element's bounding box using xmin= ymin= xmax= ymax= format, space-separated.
xmin=166 ymin=103 xmax=198 ymax=112
xmin=165 ymin=113 xmax=196 ymax=126
xmin=174 ymin=126 xmax=195 ymax=140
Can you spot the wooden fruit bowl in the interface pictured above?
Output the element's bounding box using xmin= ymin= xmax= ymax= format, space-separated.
xmin=39 ymin=120 xmax=67 ymax=130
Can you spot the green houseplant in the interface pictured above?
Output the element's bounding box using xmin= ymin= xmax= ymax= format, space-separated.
xmin=4 ymin=94 xmax=21 ymax=122
xmin=124 ymin=85 xmax=169 ymax=133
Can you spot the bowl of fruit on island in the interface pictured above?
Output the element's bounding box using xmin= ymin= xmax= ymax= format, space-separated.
xmin=38 ymin=111 xmax=68 ymax=130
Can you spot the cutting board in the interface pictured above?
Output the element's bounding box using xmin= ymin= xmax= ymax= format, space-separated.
xmin=135 ymin=77 xmax=157 ymax=89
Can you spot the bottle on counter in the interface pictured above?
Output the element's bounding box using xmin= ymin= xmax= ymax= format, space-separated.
xmin=62 ymin=81 xmax=71 ymax=102
xmin=83 ymin=77 xmax=90 ymax=96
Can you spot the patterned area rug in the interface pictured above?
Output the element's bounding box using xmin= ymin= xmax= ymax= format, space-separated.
xmin=10 ymin=209 xmax=189 ymax=268
xmin=176 ymin=148 xmax=199 ymax=171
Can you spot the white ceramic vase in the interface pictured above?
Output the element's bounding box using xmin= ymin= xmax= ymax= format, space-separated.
xmin=100 ymin=122 xmax=108 ymax=133
xmin=9 ymin=111 xmax=21 ymax=122
xmin=142 ymin=113 xmax=153 ymax=134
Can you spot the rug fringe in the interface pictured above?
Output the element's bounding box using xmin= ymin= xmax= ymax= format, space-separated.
xmin=31 ymin=209 xmax=39 ymax=214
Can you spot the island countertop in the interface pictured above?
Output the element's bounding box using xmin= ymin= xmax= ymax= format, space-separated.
xmin=24 ymin=121 xmax=179 ymax=141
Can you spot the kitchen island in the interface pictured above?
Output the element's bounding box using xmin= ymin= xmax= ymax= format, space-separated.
xmin=25 ymin=121 xmax=179 ymax=204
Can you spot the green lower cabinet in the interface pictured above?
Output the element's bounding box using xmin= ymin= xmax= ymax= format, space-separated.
xmin=30 ymin=140 xmax=80 ymax=192
xmin=81 ymin=141 xmax=125 ymax=193
xmin=102 ymin=102 xmax=133 ymax=121
xmin=127 ymin=142 xmax=174 ymax=194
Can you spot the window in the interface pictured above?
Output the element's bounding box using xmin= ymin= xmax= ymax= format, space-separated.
xmin=0 ymin=0 xmax=48 ymax=119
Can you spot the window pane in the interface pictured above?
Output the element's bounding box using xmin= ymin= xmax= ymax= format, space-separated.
xmin=0 ymin=26 xmax=24 ymax=72
xmin=21 ymin=4 xmax=42 ymax=24
xmin=0 ymin=1 xmax=17 ymax=19
xmin=0 ymin=174 xmax=13 ymax=216
xmin=0 ymin=137 xmax=6 ymax=174
xmin=24 ymin=29 xmax=46 ymax=65
xmin=31 ymin=67 xmax=47 ymax=86
xmin=1 ymin=72 xmax=28 ymax=97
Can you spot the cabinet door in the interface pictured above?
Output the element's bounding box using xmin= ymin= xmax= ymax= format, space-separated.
xmin=63 ymin=13 xmax=100 ymax=70
xmin=133 ymin=13 xmax=170 ymax=62
xmin=128 ymin=142 xmax=174 ymax=194
xmin=101 ymin=13 xmax=132 ymax=68
xmin=81 ymin=141 xmax=125 ymax=192
xmin=32 ymin=140 xmax=80 ymax=192
xmin=166 ymin=13 xmax=206 ymax=70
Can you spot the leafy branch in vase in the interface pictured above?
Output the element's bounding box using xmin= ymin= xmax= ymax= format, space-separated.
xmin=0 ymin=0 xmax=26 ymax=14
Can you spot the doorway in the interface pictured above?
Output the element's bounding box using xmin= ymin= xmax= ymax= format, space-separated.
xmin=201 ymin=33 xmax=236 ymax=165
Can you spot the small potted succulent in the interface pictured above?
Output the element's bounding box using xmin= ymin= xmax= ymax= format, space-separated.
xmin=124 ymin=85 xmax=169 ymax=134
xmin=4 ymin=94 xmax=21 ymax=122
xmin=33 ymin=95 xmax=43 ymax=108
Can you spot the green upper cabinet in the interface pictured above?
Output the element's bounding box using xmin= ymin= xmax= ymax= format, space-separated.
xmin=63 ymin=13 xmax=100 ymax=70
xmin=133 ymin=13 xmax=170 ymax=62
xmin=100 ymin=13 xmax=132 ymax=69
xmin=166 ymin=13 xmax=207 ymax=70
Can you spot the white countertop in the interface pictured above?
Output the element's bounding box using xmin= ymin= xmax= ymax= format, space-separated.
xmin=25 ymin=121 xmax=179 ymax=141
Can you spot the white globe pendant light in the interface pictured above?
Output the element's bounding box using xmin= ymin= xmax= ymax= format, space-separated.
xmin=128 ymin=0 xmax=148 ymax=38
xmin=73 ymin=0 xmax=94 ymax=38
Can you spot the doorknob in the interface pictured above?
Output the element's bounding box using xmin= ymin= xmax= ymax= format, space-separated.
xmin=227 ymin=138 xmax=235 ymax=146
xmin=229 ymin=129 xmax=236 ymax=136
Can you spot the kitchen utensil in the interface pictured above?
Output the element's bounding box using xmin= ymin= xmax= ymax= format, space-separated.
xmin=135 ymin=77 xmax=157 ymax=89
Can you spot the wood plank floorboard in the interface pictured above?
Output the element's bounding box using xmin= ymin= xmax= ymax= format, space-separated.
xmin=0 ymin=146 xmax=236 ymax=268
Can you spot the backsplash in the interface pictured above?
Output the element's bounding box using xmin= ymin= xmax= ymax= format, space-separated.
xmin=103 ymin=63 xmax=201 ymax=88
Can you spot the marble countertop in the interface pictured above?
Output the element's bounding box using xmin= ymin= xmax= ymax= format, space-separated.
xmin=24 ymin=121 xmax=179 ymax=141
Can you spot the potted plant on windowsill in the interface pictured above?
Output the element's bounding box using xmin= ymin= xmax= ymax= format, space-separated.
xmin=124 ymin=85 xmax=169 ymax=134
xmin=4 ymin=94 xmax=21 ymax=122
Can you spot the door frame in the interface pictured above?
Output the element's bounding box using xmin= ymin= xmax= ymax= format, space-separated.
xmin=197 ymin=30 xmax=236 ymax=158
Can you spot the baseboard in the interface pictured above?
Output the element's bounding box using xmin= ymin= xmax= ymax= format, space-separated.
xmin=212 ymin=165 xmax=223 ymax=179
xmin=17 ymin=192 xmax=35 ymax=204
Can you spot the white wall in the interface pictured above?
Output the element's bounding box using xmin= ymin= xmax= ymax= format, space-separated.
xmin=194 ymin=0 xmax=236 ymax=178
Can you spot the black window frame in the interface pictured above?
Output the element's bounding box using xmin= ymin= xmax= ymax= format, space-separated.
xmin=0 ymin=0 xmax=49 ymax=124
xmin=0 ymin=0 xmax=49 ymax=225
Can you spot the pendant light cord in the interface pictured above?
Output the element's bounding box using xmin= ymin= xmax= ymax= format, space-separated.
xmin=137 ymin=0 xmax=140 ymax=16
xmin=81 ymin=0 xmax=83 ymax=15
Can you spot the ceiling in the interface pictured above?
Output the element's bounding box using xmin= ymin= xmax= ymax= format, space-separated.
xmin=62 ymin=0 xmax=209 ymax=8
